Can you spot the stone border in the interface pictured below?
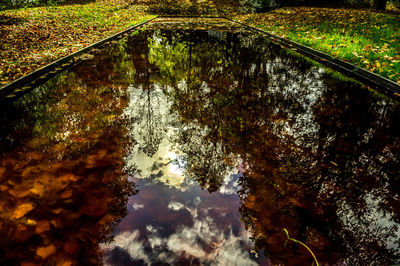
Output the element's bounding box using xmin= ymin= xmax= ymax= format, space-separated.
xmin=0 ymin=17 xmax=157 ymax=101
xmin=224 ymin=17 xmax=400 ymax=99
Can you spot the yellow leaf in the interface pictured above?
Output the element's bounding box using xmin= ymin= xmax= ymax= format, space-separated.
xmin=12 ymin=203 xmax=34 ymax=219
xmin=36 ymin=245 xmax=56 ymax=259
xmin=26 ymin=219 xmax=37 ymax=226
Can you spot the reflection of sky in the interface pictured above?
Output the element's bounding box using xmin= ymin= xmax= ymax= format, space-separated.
xmin=102 ymin=84 xmax=265 ymax=265
xmin=101 ymin=172 xmax=262 ymax=265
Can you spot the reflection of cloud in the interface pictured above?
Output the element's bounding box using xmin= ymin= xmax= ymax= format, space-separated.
xmin=213 ymin=233 xmax=258 ymax=266
xmin=219 ymin=173 xmax=242 ymax=195
xmin=164 ymin=204 xmax=257 ymax=265
xmin=168 ymin=201 xmax=184 ymax=211
xmin=101 ymin=230 xmax=149 ymax=265
xmin=132 ymin=202 xmax=144 ymax=210
xmin=104 ymin=199 xmax=257 ymax=265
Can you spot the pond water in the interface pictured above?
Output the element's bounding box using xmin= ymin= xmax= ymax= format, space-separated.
xmin=1 ymin=18 xmax=400 ymax=265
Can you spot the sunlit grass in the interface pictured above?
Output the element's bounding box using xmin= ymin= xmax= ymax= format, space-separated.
xmin=234 ymin=7 xmax=400 ymax=83
xmin=0 ymin=0 xmax=155 ymax=85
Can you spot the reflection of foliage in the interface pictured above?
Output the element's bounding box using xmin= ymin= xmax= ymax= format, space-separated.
xmin=137 ymin=28 xmax=400 ymax=264
xmin=148 ymin=31 xmax=191 ymax=86
xmin=177 ymin=125 xmax=236 ymax=192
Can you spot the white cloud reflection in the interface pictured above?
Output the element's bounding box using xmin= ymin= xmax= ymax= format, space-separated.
xmin=132 ymin=202 xmax=144 ymax=210
xmin=102 ymin=198 xmax=257 ymax=265
xmin=168 ymin=201 xmax=184 ymax=211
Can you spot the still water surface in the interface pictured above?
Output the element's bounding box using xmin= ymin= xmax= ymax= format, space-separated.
xmin=0 ymin=18 xmax=400 ymax=265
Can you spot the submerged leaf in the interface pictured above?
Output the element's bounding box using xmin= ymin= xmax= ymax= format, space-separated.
xmin=11 ymin=203 xmax=34 ymax=219
xmin=30 ymin=183 xmax=45 ymax=196
xmin=36 ymin=244 xmax=56 ymax=259
xmin=35 ymin=220 xmax=50 ymax=234
xmin=9 ymin=186 xmax=31 ymax=198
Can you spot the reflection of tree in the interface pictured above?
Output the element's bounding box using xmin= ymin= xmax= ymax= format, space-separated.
xmin=125 ymin=86 xmax=169 ymax=157
xmin=135 ymin=27 xmax=400 ymax=264
xmin=177 ymin=124 xmax=236 ymax=192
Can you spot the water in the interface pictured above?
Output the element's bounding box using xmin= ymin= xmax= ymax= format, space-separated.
xmin=0 ymin=18 xmax=400 ymax=265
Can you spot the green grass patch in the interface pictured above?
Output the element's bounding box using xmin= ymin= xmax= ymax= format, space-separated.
xmin=234 ymin=7 xmax=400 ymax=84
xmin=0 ymin=0 xmax=155 ymax=85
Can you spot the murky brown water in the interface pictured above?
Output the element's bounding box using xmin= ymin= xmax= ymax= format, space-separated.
xmin=1 ymin=18 xmax=400 ymax=266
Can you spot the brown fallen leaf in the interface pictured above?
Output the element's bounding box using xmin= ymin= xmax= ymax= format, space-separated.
xmin=52 ymin=208 xmax=63 ymax=214
xmin=9 ymin=186 xmax=31 ymax=198
xmin=11 ymin=203 xmax=34 ymax=219
xmin=36 ymin=244 xmax=56 ymax=260
xmin=50 ymin=219 xmax=61 ymax=228
xmin=25 ymin=152 xmax=43 ymax=161
xmin=0 ymin=167 xmax=5 ymax=177
xmin=58 ymin=260 xmax=73 ymax=266
xmin=63 ymin=241 xmax=79 ymax=255
xmin=30 ymin=183 xmax=45 ymax=196
xmin=60 ymin=190 xmax=72 ymax=199
xmin=35 ymin=220 xmax=50 ymax=234
xmin=20 ymin=262 xmax=38 ymax=266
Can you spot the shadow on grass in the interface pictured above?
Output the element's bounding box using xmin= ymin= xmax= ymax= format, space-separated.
xmin=0 ymin=15 xmax=25 ymax=25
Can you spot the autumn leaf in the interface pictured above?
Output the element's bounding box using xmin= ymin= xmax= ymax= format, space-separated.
xmin=0 ymin=167 xmax=5 ymax=177
xmin=20 ymin=262 xmax=37 ymax=266
xmin=35 ymin=220 xmax=50 ymax=234
xmin=11 ymin=203 xmax=34 ymax=219
xmin=63 ymin=241 xmax=79 ymax=255
xmin=26 ymin=219 xmax=37 ymax=226
xmin=9 ymin=186 xmax=31 ymax=198
xmin=60 ymin=190 xmax=73 ymax=199
xmin=36 ymin=244 xmax=56 ymax=259
xmin=30 ymin=183 xmax=45 ymax=196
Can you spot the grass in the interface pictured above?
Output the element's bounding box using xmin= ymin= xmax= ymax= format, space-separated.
xmin=233 ymin=7 xmax=400 ymax=84
xmin=0 ymin=0 xmax=155 ymax=86
xmin=283 ymin=228 xmax=320 ymax=266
